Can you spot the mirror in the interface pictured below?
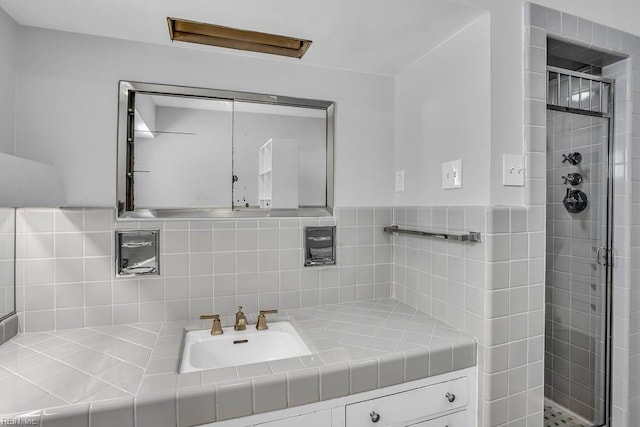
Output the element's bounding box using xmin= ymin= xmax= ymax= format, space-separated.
xmin=0 ymin=208 xmax=15 ymax=321
xmin=117 ymin=81 xmax=334 ymax=219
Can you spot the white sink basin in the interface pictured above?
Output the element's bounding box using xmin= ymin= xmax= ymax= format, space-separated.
xmin=180 ymin=321 xmax=312 ymax=373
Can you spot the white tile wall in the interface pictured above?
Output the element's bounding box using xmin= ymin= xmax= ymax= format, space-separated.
xmin=391 ymin=205 xmax=545 ymax=427
xmin=16 ymin=207 xmax=392 ymax=333
xmin=605 ymin=56 xmax=636 ymax=427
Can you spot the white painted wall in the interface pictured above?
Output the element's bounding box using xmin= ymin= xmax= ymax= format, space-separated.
xmin=0 ymin=153 xmax=63 ymax=207
xmin=13 ymin=26 xmax=395 ymax=207
xmin=394 ymin=14 xmax=491 ymax=206
xmin=0 ymin=7 xmax=17 ymax=155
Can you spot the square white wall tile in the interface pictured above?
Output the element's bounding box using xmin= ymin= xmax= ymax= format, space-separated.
xmin=17 ymin=207 xmax=386 ymax=331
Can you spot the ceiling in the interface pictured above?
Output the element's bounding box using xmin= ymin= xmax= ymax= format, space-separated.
xmin=0 ymin=0 xmax=484 ymax=75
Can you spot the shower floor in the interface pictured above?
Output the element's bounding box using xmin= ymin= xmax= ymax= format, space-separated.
xmin=544 ymin=400 xmax=590 ymax=427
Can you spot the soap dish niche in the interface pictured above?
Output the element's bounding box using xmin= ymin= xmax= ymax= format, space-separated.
xmin=304 ymin=226 xmax=336 ymax=266
xmin=115 ymin=229 xmax=160 ymax=277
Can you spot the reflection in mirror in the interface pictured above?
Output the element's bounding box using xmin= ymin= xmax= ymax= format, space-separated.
xmin=232 ymin=102 xmax=326 ymax=209
xmin=0 ymin=209 xmax=15 ymax=320
xmin=117 ymin=81 xmax=334 ymax=219
xmin=133 ymin=94 xmax=233 ymax=209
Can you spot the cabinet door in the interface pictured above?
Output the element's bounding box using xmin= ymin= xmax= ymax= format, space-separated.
xmin=254 ymin=409 xmax=332 ymax=427
xmin=345 ymin=377 xmax=467 ymax=427
xmin=407 ymin=410 xmax=466 ymax=426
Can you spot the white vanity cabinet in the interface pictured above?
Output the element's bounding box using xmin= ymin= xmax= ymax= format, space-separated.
xmin=254 ymin=409 xmax=332 ymax=426
xmin=216 ymin=368 xmax=477 ymax=427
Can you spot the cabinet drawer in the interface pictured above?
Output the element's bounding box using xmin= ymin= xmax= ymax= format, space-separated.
xmin=407 ymin=410 xmax=467 ymax=426
xmin=345 ymin=377 xmax=467 ymax=427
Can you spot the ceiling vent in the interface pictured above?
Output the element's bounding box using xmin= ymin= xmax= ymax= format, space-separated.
xmin=167 ymin=18 xmax=312 ymax=58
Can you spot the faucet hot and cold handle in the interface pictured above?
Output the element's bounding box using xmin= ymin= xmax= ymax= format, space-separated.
xmin=256 ymin=309 xmax=278 ymax=330
xmin=200 ymin=314 xmax=219 ymax=319
xmin=200 ymin=307 xmax=280 ymax=334
xmin=200 ymin=314 xmax=223 ymax=335
xmin=202 ymin=307 xmax=278 ymax=333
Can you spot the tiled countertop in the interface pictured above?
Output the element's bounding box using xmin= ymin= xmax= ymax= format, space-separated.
xmin=0 ymin=299 xmax=476 ymax=427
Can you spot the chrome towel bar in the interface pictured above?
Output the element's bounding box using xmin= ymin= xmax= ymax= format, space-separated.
xmin=383 ymin=225 xmax=481 ymax=243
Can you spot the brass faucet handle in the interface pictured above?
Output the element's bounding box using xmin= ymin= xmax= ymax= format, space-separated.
xmin=256 ymin=309 xmax=278 ymax=330
xmin=200 ymin=314 xmax=223 ymax=335
xmin=200 ymin=314 xmax=220 ymax=320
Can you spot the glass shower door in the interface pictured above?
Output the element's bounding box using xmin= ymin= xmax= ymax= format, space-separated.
xmin=545 ymin=67 xmax=612 ymax=427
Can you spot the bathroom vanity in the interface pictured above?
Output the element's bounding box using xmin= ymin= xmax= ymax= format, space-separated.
xmin=212 ymin=369 xmax=475 ymax=427
xmin=0 ymin=299 xmax=477 ymax=427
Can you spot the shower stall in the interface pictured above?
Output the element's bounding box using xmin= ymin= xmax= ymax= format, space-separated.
xmin=544 ymin=62 xmax=614 ymax=427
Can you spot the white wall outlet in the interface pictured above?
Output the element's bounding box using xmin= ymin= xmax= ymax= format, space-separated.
xmin=395 ymin=170 xmax=405 ymax=192
xmin=503 ymin=154 xmax=525 ymax=186
xmin=442 ymin=160 xmax=462 ymax=189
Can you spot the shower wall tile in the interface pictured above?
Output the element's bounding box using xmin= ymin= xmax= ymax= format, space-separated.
xmin=16 ymin=207 xmax=391 ymax=333
xmin=391 ymin=205 xmax=545 ymax=427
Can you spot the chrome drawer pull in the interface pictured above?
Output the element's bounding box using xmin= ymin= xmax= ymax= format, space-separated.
xmin=369 ymin=411 xmax=381 ymax=423
xmin=445 ymin=392 xmax=456 ymax=403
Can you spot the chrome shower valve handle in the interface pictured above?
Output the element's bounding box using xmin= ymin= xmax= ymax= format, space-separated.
xmin=563 ymin=188 xmax=588 ymax=213
xmin=562 ymin=152 xmax=582 ymax=165
xmin=562 ymin=172 xmax=583 ymax=186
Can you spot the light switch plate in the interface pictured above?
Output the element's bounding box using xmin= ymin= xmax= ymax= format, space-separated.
xmin=395 ymin=170 xmax=405 ymax=192
xmin=442 ymin=160 xmax=462 ymax=189
xmin=503 ymin=154 xmax=525 ymax=186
